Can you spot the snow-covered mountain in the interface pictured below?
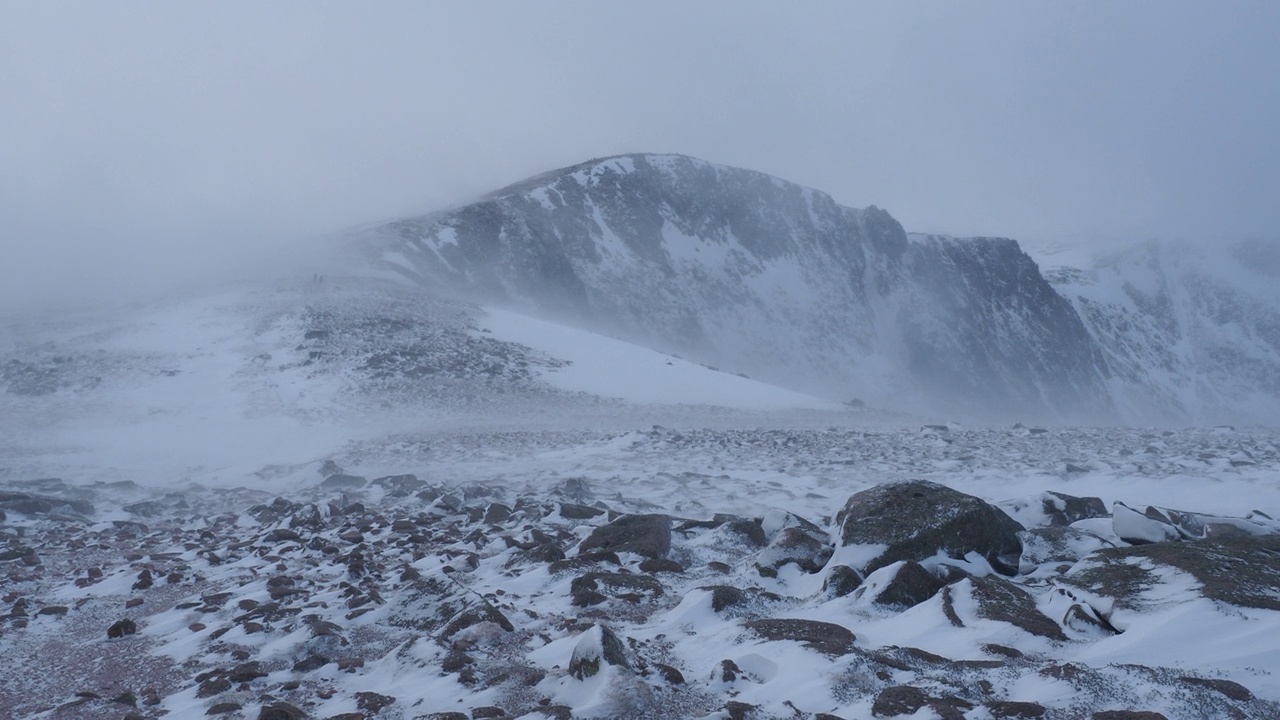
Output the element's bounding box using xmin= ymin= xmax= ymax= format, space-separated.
xmin=1048 ymin=238 xmax=1280 ymax=425
xmin=360 ymin=154 xmax=1112 ymax=423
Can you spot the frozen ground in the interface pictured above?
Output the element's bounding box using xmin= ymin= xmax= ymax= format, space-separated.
xmin=2 ymin=279 xmax=1280 ymax=719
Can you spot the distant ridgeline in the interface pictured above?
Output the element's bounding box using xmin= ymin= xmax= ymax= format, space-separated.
xmin=356 ymin=153 xmax=1280 ymax=425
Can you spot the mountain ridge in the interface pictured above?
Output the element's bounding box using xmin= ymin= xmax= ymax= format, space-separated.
xmin=360 ymin=153 xmax=1116 ymax=422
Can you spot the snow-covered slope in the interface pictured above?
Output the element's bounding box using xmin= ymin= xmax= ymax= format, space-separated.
xmin=1049 ymin=239 xmax=1280 ymax=424
xmin=0 ymin=278 xmax=849 ymax=488
xmin=362 ymin=154 xmax=1113 ymax=422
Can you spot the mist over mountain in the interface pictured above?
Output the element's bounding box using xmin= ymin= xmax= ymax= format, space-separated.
xmin=358 ymin=153 xmax=1275 ymax=425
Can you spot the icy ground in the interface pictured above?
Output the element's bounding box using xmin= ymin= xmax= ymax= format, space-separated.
xmin=3 ymin=280 xmax=1280 ymax=719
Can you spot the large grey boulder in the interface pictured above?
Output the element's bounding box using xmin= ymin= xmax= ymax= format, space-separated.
xmin=578 ymin=513 xmax=671 ymax=559
xmin=836 ymin=480 xmax=1025 ymax=574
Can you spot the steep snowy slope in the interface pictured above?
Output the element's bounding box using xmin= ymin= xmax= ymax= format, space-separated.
xmin=362 ymin=154 xmax=1113 ymax=422
xmin=1049 ymin=239 xmax=1280 ymax=424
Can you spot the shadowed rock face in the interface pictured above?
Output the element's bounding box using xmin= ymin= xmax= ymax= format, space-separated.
xmin=837 ymin=480 xmax=1025 ymax=575
xmin=361 ymin=153 xmax=1115 ymax=422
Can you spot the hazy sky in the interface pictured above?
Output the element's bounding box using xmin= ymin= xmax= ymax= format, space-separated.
xmin=3 ymin=2 xmax=1278 ymax=312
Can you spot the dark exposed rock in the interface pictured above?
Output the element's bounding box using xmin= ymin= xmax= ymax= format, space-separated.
xmin=321 ymin=473 xmax=368 ymax=490
xmin=441 ymin=600 xmax=514 ymax=636
xmin=265 ymin=528 xmax=303 ymax=543
xmin=872 ymin=686 xmax=930 ymax=717
xmin=355 ymin=691 xmax=396 ymax=713
xmin=968 ymin=575 xmax=1067 ymax=640
xmin=653 ymin=662 xmax=685 ymax=684
xmin=837 ymin=480 xmax=1024 ymax=574
xmin=744 ymin=618 xmax=856 ymax=656
xmin=108 ymin=618 xmax=138 ymax=638
xmin=571 ymin=571 xmax=664 ymax=606
xmin=724 ymin=700 xmax=757 ymax=720
xmin=228 ymin=660 xmax=267 ymax=682
xmin=548 ymin=550 xmax=619 ymax=574
xmin=871 ymin=560 xmax=944 ymax=609
xmin=987 ymin=700 xmax=1048 ymax=718
xmin=1042 ymin=491 xmax=1108 ymax=526
xmin=638 ymin=557 xmax=684 ymax=574
xmin=717 ymin=517 xmax=768 ymax=547
xmin=577 ymin=513 xmax=671 ymax=559
xmin=36 ymin=605 xmax=68 ymax=616
xmin=556 ymin=503 xmax=605 ymax=520
xmin=823 ymin=565 xmax=863 ymax=597
xmin=1091 ymin=712 xmax=1169 ymax=720
xmin=1178 ymin=676 xmax=1254 ymax=701
xmin=703 ymin=585 xmax=745 ymax=612
xmin=292 ymin=653 xmax=330 ymax=672
xmin=258 ymin=702 xmax=308 ymax=720
xmin=568 ymin=624 xmax=630 ymax=679
xmin=1063 ymin=535 xmax=1280 ymax=610
xmin=756 ymin=526 xmax=831 ymax=573
xmin=196 ymin=676 xmax=231 ymax=698
xmin=471 ymin=706 xmax=506 ymax=719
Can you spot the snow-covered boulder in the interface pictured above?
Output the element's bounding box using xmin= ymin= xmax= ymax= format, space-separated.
xmin=835 ymin=480 xmax=1025 ymax=574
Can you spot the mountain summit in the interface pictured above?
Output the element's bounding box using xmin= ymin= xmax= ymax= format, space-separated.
xmin=360 ymin=153 xmax=1112 ymax=422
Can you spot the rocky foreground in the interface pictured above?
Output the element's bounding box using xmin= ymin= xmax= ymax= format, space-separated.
xmin=3 ymin=467 xmax=1280 ymax=720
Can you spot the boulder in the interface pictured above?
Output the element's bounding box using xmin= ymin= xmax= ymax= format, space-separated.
xmin=570 ymin=571 xmax=664 ymax=606
xmin=1063 ymin=535 xmax=1280 ymax=611
xmin=869 ymin=561 xmax=944 ymax=609
xmin=578 ymin=513 xmax=671 ymax=558
xmin=355 ymin=692 xmax=396 ymax=713
xmin=568 ymin=624 xmax=630 ymax=679
xmin=967 ymin=575 xmax=1067 ymax=640
xmin=258 ymin=702 xmax=308 ymax=720
xmin=755 ymin=526 xmax=832 ymax=573
xmin=836 ymin=480 xmax=1024 ymax=574
xmin=743 ymin=618 xmax=856 ymax=656
xmin=986 ymin=700 xmax=1048 ymax=718
xmin=321 ymin=473 xmax=367 ymax=490
xmin=1113 ymin=501 xmax=1277 ymax=544
xmin=822 ymin=565 xmax=863 ymax=598
xmin=1018 ymin=527 xmax=1114 ymax=572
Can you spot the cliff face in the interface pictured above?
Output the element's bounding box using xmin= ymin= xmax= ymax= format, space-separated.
xmin=1050 ymin=239 xmax=1280 ymax=425
xmin=362 ymin=153 xmax=1116 ymax=421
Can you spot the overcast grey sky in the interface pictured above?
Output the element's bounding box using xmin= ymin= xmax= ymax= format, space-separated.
xmin=3 ymin=2 xmax=1278 ymax=312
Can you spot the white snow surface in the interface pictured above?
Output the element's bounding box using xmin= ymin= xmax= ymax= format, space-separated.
xmin=477 ymin=308 xmax=838 ymax=411
xmin=2 ymin=276 xmax=1280 ymax=720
